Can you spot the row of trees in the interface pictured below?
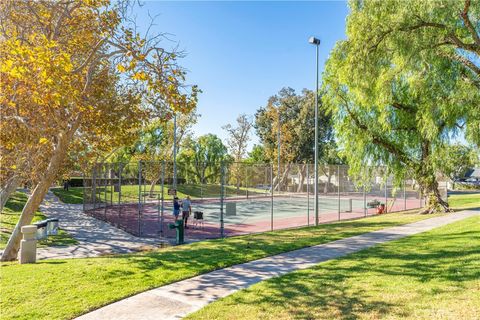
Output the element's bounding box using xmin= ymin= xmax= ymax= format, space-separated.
xmin=0 ymin=0 xmax=198 ymax=261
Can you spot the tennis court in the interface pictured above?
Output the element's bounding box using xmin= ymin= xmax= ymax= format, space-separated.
xmin=85 ymin=192 xmax=425 ymax=240
xmin=84 ymin=162 xmax=447 ymax=240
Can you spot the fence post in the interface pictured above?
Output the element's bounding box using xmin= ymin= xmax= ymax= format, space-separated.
xmin=220 ymin=162 xmax=225 ymax=238
xmin=403 ymin=178 xmax=406 ymax=211
xmin=307 ymin=164 xmax=310 ymax=226
xmin=138 ymin=161 xmax=142 ymax=236
xmin=245 ymin=165 xmax=248 ymax=199
xmin=82 ymin=171 xmax=86 ymax=212
xmin=384 ymin=170 xmax=388 ymax=214
xmin=92 ymin=164 xmax=97 ymax=209
xmin=201 ymin=168 xmax=204 ymax=199
xmin=110 ymin=163 xmax=113 ymax=207
xmin=118 ymin=163 xmax=123 ymax=226
xmin=271 ymin=164 xmax=274 ymax=231
xmin=363 ymin=184 xmax=366 ymax=217
xmin=419 ymin=188 xmax=422 ymax=208
xmin=160 ymin=160 xmax=165 ymax=237
xmin=337 ymin=165 xmax=341 ymax=221
xmin=118 ymin=163 xmax=123 ymax=205
xmin=104 ymin=163 xmax=108 ymax=220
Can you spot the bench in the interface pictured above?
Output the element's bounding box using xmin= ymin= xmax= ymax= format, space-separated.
xmin=33 ymin=218 xmax=59 ymax=240
xmin=193 ymin=211 xmax=204 ymax=229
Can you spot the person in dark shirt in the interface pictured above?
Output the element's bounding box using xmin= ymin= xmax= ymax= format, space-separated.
xmin=173 ymin=197 xmax=180 ymax=221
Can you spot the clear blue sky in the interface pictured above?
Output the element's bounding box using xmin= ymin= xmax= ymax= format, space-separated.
xmin=134 ymin=1 xmax=349 ymax=150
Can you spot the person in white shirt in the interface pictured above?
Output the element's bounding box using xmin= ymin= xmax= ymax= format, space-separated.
xmin=181 ymin=196 xmax=192 ymax=229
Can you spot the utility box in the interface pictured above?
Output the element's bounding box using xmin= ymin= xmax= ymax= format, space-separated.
xmin=226 ymin=202 xmax=236 ymax=216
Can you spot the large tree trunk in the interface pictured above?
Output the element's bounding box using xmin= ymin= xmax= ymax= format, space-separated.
xmin=149 ymin=179 xmax=158 ymax=197
xmin=416 ymin=164 xmax=451 ymax=214
xmin=1 ymin=129 xmax=74 ymax=261
xmin=0 ymin=175 xmax=22 ymax=212
xmin=415 ymin=141 xmax=451 ymax=214
xmin=296 ymin=164 xmax=306 ymax=193
xmin=274 ymin=164 xmax=291 ymax=192
xmin=418 ymin=179 xmax=451 ymax=214
xmin=324 ymin=168 xmax=332 ymax=194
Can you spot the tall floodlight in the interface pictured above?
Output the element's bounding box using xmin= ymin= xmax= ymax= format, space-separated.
xmin=173 ymin=112 xmax=177 ymax=188
xmin=277 ymin=109 xmax=281 ymax=193
xmin=308 ymin=36 xmax=320 ymax=226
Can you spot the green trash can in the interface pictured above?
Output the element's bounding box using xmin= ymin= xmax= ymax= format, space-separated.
xmin=168 ymin=219 xmax=185 ymax=245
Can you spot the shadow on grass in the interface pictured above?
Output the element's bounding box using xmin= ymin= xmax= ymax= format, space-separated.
xmin=51 ymin=187 xmax=84 ymax=204
xmin=91 ymin=218 xmax=436 ymax=285
xmin=207 ymin=227 xmax=480 ymax=319
xmin=207 ymin=262 xmax=396 ymax=320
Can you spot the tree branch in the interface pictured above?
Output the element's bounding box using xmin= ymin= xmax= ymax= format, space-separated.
xmin=460 ymin=0 xmax=480 ymax=47
xmin=338 ymin=92 xmax=413 ymax=166
xmin=445 ymin=52 xmax=480 ymax=76
xmin=391 ymin=102 xmax=416 ymax=113
xmin=72 ymin=38 xmax=107 ymax=74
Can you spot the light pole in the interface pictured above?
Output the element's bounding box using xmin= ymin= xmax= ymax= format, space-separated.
xmin=173 ymin=112 xmax=177 ymax=188
xmin=277 ymin=109 xmax=281 ymax=194
xmin=308 ymin=36 xmax=320 ymax=226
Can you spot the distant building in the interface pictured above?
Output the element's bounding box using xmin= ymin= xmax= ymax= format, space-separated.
xmin=462 ymin=168 xmax=480 ymax=182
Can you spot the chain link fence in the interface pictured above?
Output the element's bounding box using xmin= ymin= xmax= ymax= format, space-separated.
xmin=83 ymin=162 xmax=448 ymax=240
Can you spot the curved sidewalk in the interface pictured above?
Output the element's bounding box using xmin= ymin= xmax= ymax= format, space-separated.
xmin=76 ymin=209 xmax=479 ymax=320
xmin=37 ymin=192 xmax=166 ymax=259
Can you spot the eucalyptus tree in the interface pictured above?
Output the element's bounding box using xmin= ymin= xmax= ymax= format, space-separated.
xmin=322 ymin=0 xmax=479 ymax=213
xmin=255 ymin=88 xmax=335 ymax=191
xmin=223 ymin=114 xmax=253 ymax=190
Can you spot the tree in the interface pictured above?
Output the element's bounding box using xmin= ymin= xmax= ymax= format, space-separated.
xmin=133 ymin=110 xmax=199 ymax=195
xmin=0 ymin=0 xmax=198 ymax=261
xmin=223 ymin=114 xmax=253 ymax=161
xmin=177 ymin=134 xmax=231 ymax=184
xmin=255 ymin=88 xmax=335 ymax=191
xmin=343 ymin=0 xmax=480 ymax=145
xmin=222 ymin=114 xmax=253 ymax=190
xmin=433 ymin=144 xmax=478 ymax=188
xmin=322 ymin=0 xmax=479 ymax=213
xmin=245 ymin=145 xmax=267 ymax=164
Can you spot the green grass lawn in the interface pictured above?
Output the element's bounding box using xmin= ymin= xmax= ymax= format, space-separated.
xmin=187 ymin=215 xmax=480 ymax=320
xmin=51 ymin=187 xmax=84 ymax=204
xmin=52 ymin=184 xmax=268 ymax=205
xmin=0 ymin=211 xmax=444 ymax=320
xmin=447 ymin=192 xmax=480 ymax=210
xmin=1 ymin=192 xmax=477 ymax=319
xmin=0 ymin=192 xmax=77 ymax=249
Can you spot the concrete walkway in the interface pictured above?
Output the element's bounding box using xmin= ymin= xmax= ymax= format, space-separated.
xmin=35 ymin=191 xmax=166 ymax=259
xmin=76 ymin=209 xmax=479 ymax=320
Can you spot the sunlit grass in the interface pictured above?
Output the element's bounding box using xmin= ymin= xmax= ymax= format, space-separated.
xmin=448 ymin=192 xmax=480 ymax=210
xmin=0 ymin=192 xmax=77 ymax=249
xmin=0 ymin=211 xmax=440 ymax=320
xmin=187 ymin=215 xmax=480 ymax=320
xmin=52 ymin=184 xmax=268 ymax=204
